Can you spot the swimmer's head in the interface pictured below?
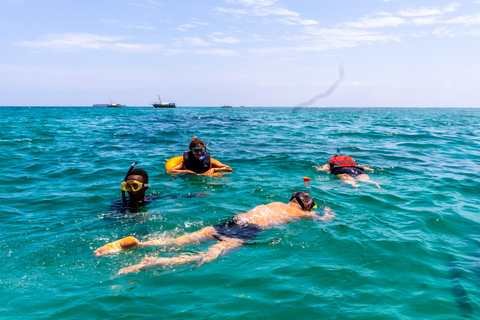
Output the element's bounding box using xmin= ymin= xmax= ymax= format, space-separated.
xmin=121 ymin=168 xmax=149 ymax=195
xmin=189 ymin=138 xmax=207 ymax=160
xmin=289 ymin=191 xmax=317 ymax=211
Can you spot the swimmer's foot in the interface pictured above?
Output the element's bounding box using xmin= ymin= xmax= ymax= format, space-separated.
xmin=94 ymin=236 xmax=139 ymax=257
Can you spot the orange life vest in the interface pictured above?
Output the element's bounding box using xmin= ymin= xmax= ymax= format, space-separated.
xmin=328 ymin=156 xmax=357 ymax=168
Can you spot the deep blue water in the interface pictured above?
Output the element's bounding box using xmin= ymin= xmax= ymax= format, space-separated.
xmin=1 ymin=107 xmax=480 ymax=319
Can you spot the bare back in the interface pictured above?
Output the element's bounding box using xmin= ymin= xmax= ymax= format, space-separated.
xmin=234 ymin=202 xmax=311 ymax=228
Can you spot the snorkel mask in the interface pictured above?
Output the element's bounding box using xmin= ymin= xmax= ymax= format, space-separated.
xmin=191 ymin=145 xmax=207 ymax=161
xmin=289 ymin=192 xmax=318 ymax=211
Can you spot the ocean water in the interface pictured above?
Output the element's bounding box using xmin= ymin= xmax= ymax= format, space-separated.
xmin=1 ymin=106 xmax=479 ymax=319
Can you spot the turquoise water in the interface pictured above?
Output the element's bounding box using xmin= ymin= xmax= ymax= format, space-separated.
xmin=1 ymin=107 xmax=480 ymax=319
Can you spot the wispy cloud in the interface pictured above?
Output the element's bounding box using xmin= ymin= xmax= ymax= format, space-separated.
xmin=208 ymin=34 xmax=240 ymax=44
xmin=100 ymin=18 xmax=155 ymax=29
xmin=174 ymin=37 xmax=211 ymax=47
xmin=445 ymin=12 xmax=480 ymax=25
xmin=248 ymin=27 xmax=401 ymax=54
xmin=343 ymin=16 xmax=407 ymax=28
xmin=175 ymin=19 xmax=209 ymax=31
xmin=14 ymin=33 xmax=164 ymax=53
xmin=216 ymin=0 xmax=318 ymax=25
xmin=194 ymin=48 xmax=237 ymax=55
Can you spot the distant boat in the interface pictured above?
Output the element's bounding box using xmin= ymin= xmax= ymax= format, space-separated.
xmin=107 ymin=100 xmax=122 ymax=108
xmin=153 ymin=94 xmax=176 ymax=108
xmin=221 ymin=105 xmax=232 ymax=108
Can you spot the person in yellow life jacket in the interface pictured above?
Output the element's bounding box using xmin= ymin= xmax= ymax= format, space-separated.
xmin=317 ymin=150 xmax=380 ymax=189
xmin=167 ymin=138 xmax=233 ymax=176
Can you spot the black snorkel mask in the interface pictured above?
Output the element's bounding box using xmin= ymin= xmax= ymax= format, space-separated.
xmin=289 ymin=192 xmax=317 ymax=211
xmin=190 ymin=145 xmax=207 ymax=161
xmin=122 ymin=162 xmax=137 ymax=206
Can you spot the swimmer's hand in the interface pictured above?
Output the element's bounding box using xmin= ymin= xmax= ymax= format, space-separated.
xmin=94 ymin=236 xmax=139 ymax=257
xmin=312 ymin=207 xmax=335 ymax=222
xmin=199 ymin=168 xmax=218 ymax=176
xmin=317 ymin=164 xmax=330 ymax=173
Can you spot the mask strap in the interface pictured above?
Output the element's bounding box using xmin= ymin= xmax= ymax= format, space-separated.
xmin=122 ymin=162 xmax=137 ymax=206
xmin=295 ymin=196 xmax=307 ymax=210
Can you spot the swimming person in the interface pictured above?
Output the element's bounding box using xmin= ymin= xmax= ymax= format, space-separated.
xmin=111 ymin=163 xmax=208 ymax=213
xmin=94 ymin=192 xmax=335 ymax=274
xmin=117 ymin=164 xmax=156 ymax=209
xmin=317 ymin=151 xmax=380 ymax=188
xmin=166 ymin=137 xmax=233 ymax=176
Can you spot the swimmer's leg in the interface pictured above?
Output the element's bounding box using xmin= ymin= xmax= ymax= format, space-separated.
xmin=94 ymin=226 xmax=218 ymax=257
xmin=356 ymin=174 xmax=381 ymax=189
xmin=336 ymin=174 xmax=359 ymax=188
xmin=139 ymin=226 xmax=218 ymax=248
xmin=117 ymin=239 xmax=244 ymax=275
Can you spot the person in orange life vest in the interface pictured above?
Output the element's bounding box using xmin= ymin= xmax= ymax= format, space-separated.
xmin=166 ymin=138 xmax=233 ymax=176
xmin=317 ymin=150 xmax=380 ymax=188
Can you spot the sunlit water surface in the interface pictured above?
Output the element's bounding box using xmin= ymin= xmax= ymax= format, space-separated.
xmin=1 ymin=107 xmax=479 ymax=319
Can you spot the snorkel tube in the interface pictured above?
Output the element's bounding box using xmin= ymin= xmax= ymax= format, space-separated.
xmin=122 ymin=162 xmax=137 ymax=206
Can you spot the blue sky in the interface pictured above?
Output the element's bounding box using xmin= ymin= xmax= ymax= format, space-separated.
xmin=1 ymin=0 xmax=479 ymax=107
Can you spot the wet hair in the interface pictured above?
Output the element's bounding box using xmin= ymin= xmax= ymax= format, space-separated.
xmin=289 ymin=191 xmax=315 ymax=211
xmin=189 ymin=138 xmax=206 ymax=150
xmin=127 ymin=168 xmax=149 ymax=184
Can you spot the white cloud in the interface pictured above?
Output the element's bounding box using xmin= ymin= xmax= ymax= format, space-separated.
xmin=343 ymin=16 xmax=407 ymax=28
xmin=15 ymin=33 xmax=128 ymax=51
xmin=208 ymin=35 xmax=241 ymax=44
xmin=397 ymin=8 xmax=443 ymax=17
xmin=444 ymin=2 xmax=462 ymax=13
xmin=176 ymin=23 xmax=196 ymax=31
xmin=277 ymin=17 xmax=318 ymax=26
xmin=411 ymin=17 xmax=439 ymax=25
xmin=445 ymin=12 xmax=480 ymax=25
xmin=433 ymin=26 xmax=480 ymax=37
xmin=100 ymin=18 xmax=154 ymax=29
xmin=175 ymin=19 xmax=209 ymax=31
xmin=174 ymin=37 xmax=211 ymax=47
xmin=216 ymin=0 xmax=318 ymax=26
xmin=194 ymin=48 xmax=237 ymax=55
xmin=14 ymin=33 xmax=167 ymax=53
xmin=248 ymin=27 xmax=401 ymax=54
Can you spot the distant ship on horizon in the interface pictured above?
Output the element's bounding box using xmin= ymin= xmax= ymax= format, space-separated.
xmin=152 ymin=94 xmax=175 ymax=108
xmin=221 ymin=105 xmax=232 ymax=108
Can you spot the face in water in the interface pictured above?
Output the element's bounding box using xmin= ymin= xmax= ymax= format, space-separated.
xmin=192 ymin=145 xmax=206 ymax=161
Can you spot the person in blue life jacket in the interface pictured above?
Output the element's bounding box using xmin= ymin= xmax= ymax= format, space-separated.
xmin=112 ymin=164 xmax=208 ymax=213
xmin=317 ymin=150 xmax=380 ymax=189
xmin=167 ymin=138 xmax=233 ymax=176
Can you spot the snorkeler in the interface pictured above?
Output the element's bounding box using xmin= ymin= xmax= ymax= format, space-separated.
xmin=317 ymin=149 xmax=380 ymax=189
xmin=115 ymin=163 xmax=156 ymax=209
xmin=94 ymin=192 xmax=335 ymax=274
xmin=111 ymin=163 xmax=208 ymax=212
xmin=166 ymin=137 xmax=233 ymax=176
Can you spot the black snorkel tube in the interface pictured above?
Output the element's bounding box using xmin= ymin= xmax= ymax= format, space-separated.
xmin=122 ymin=162 xmax=137 ymax=206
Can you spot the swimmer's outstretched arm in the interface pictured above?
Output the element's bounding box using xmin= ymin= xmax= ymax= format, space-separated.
xmin=317 ymin=164 xmax=330 ymax=173
xmin=360 ymin=165 xmax=374 ymax=172
xmin=309 ymin=207 xmax=336 ymax=222
xmin=212 ymin=161 xmax=233 ymax=172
